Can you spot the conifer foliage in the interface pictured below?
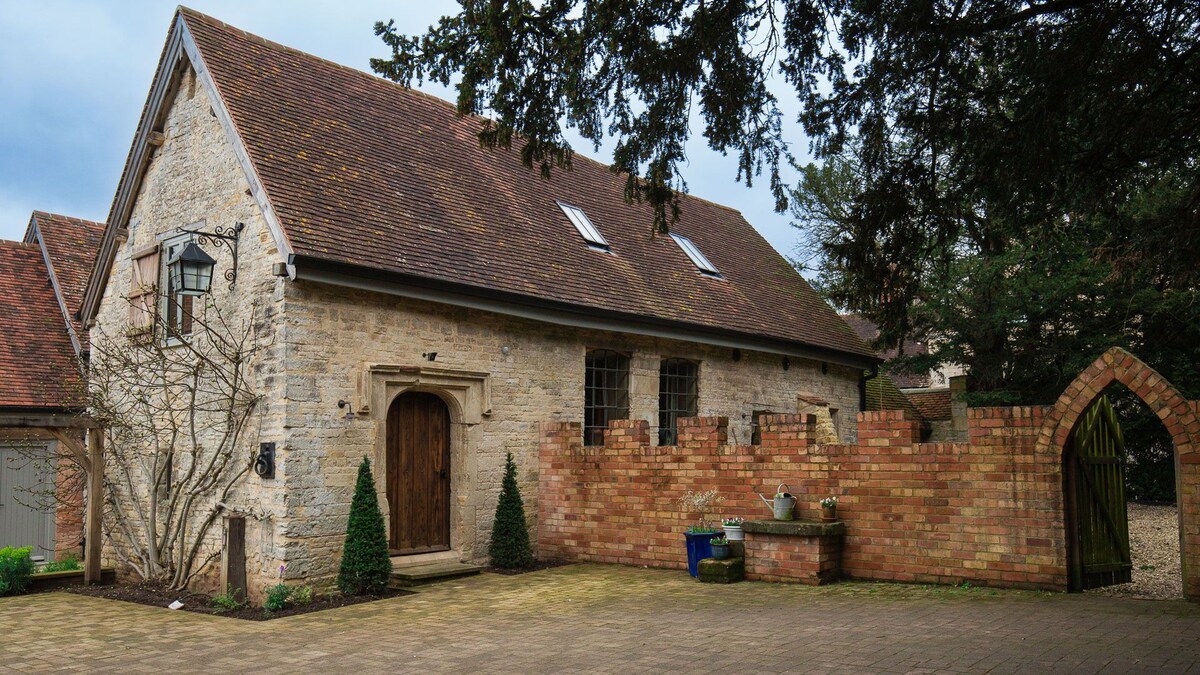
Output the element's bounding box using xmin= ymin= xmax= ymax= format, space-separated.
xmin=337 ymin=457 xmax=392 ymax=595
xmin=489 ymin=452 xmax=534 ymax=569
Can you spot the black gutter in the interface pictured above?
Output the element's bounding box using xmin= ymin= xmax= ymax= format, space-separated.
xmin=289 ymin=253 xmax=882 ymax=370
xmin=858 ymin=364 xmax=880 ymax=412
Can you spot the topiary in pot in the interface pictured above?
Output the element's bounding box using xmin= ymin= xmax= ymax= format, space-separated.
xmin=489 ymin=452 xmax=534 ymax=569
xmin=336 ymin=457 xmax=393 ymax=595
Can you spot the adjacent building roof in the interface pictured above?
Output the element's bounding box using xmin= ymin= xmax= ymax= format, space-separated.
xmin=0 ymin=240 xmax=82 ymax=411
xmin=842 ymin=314 xmax=930 ymax=387
xmin=907 ymin=389 xmax=953 ymax=422
xmin=25 ymin=212 xmax=107 ymax=351
xmin=864 ymin=374 xmax=923 ymax=421
xmin=83 ymin=8 xmax=877 ymax=366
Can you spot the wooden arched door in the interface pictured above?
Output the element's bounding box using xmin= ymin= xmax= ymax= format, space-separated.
xmin=386 ymin=392 xmax=451 ymax=554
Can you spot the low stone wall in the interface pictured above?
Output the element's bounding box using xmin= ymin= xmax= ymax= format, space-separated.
xmin=538 ymin=408 xmax=1066 ymax=590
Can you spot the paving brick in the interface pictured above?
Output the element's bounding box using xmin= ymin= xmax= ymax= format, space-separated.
xmin=1 ymin=564 xmax=1197 ymax=673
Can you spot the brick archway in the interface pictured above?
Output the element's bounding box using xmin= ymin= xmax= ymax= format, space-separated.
xmin=1037 ymin=346 xmax=1199 ymax=600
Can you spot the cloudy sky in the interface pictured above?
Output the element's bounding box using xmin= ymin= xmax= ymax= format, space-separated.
xmin=0 ymin=1 xmax=811 ymax=258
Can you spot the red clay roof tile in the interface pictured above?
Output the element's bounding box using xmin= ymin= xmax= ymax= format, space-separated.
xmin=0 ymin=240 xmax=82 ymax=410
xmin=29 ymin=212 xmax=106 ymax=349
xmin=179 ymin=9 xmax=874 ymax=361
xmin=907 ymin=390 xmax=953 ymax=421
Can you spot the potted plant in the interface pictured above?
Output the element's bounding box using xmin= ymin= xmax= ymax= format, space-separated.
xmin=709 ymin=536 xmax=731 ymax=560
xmin=679 ymin=489 xmax=724 ymax=577
xmin=722 ymin=517 xmax=744 ymax=541
xmin=820 ymin=496 xmax=838 ymax=522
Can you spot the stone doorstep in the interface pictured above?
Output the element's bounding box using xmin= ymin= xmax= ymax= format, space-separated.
xmin=741 ymin=519 xmax=846 ymax=536
xmin=389 ymin=560 xmax=485 ymax=588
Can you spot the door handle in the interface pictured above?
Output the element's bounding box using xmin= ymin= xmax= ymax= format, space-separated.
xmin=439 ymin=469 xmax=449 ymax=480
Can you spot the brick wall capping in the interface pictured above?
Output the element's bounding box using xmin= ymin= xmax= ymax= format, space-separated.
xmin=742 ymin=520 xmax=846 ymax=537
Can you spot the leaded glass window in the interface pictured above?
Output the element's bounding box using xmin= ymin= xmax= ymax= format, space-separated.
xmin=658 ymin=358 xmax=699 ymax=445
xmin=584 ymin=349 xmax=630 ymax=445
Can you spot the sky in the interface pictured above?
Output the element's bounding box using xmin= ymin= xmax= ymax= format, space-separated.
xmin=0 ymin=1 xmax=812 ymax=258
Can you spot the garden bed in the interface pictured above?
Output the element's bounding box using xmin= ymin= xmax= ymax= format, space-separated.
xmin=29 ymin=568 xmax=116 ymax=592
xmin=67 ymin=582 xmax=412 ymax=621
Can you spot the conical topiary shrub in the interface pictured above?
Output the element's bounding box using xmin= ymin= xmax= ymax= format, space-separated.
xmin=337 ymin=457 xmax=392 ymax=595
xmin=489 ymin=452 xmax=534 ymax=569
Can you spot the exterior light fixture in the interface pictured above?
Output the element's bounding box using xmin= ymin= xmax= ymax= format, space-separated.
xmin=337 ymin=399 xmax=355 ymax=420
xmin=172 ymin=222 xmax=245 ymax=292
xmin=167 ymin=240 xmax=218 ymax=296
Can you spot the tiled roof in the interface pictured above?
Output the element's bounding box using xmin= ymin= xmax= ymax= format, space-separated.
xmin=0 ymin=240 xmax=82 ymax=410
xmin=842 ymin=314 xmax=930 ymax=387
xmin=179 ymin=9 xmax=874 ymax=362
xmin=907 ymin=389 xmax=953 ymax=421
xmin=864 ymin=373 xmax=923 ymax=421
xmin=29 ymin=212 xmax=106 ymax=348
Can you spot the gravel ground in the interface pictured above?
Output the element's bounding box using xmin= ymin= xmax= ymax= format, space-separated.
xmin=1087 ymin=501 xmax=1182 ymax=599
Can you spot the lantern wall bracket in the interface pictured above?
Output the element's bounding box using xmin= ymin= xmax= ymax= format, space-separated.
xmin=174 ymin=222 xmax=245 ymax=290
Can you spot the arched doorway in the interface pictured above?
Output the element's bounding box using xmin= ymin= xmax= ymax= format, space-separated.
xmin=386 ymin=391 xmax=451 ymax=555
xmin=1062 ymin=395 xmax=1133 ymax=590
xmin=1039 ymin=347 xmax=1199 ymax=599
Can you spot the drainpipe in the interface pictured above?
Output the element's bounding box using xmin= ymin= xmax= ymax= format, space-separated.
xmin=859 ymin=364 xmax=879 ymax=412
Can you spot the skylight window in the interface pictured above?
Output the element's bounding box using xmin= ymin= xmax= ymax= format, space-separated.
xmin=669 ymin=233 xmax=721 ymax=277
xmin=558 ymin=202 xmax=610 ymax=250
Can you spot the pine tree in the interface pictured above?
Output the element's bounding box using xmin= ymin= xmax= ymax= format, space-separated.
xmin=337 ymin=457 xmax=392 ymax=595
xmin=489 ymin=452 xmax=534 ymax=569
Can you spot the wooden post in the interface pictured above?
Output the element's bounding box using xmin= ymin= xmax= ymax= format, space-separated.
xmin=84 ymin=429 xmax=104 ymax=585
xmin=220 ymin=514 xmax=247 ymax=600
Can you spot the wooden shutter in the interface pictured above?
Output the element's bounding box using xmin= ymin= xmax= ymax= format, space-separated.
xmin=128 ymin=245 xmax=160 ymax=332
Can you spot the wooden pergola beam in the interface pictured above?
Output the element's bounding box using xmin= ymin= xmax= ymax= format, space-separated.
xmin=0 ymin=412 xmax=97 ymax=429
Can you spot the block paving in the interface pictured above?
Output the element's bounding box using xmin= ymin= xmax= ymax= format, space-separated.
xmin=2 ymin=564 xmax=1198 ymax=673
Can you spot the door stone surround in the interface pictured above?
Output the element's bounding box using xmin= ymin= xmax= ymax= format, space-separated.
xmin=358 ymin=364 xmax=491 ymax=561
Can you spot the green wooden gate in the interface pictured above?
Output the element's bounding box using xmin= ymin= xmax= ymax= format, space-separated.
xmin=1065 ymin=395 xmax=1132 ymax=590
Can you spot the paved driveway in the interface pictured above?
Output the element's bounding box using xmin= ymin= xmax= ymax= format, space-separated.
xmin=2 ymin=564 xmax=1198 ymax=673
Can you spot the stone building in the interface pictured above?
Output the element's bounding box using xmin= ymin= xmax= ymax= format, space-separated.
xmin=78 ymin=9 xmax=877 ymax=594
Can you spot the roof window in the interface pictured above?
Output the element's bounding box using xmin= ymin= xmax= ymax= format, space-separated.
xmin=558 ymin=202 xmax=610 ymax=250
xmin=669 ymin=233 xmax=721 ymax=277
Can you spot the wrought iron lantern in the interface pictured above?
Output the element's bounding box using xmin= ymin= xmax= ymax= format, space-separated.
xmin=166 ymin=240 xmax=218 ymax=296
xmin=170 ymin=221 xmax=245 ymax=293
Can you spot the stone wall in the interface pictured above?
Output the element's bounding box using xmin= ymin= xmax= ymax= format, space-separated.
xmin=539 ymin=408 xmax=1067 ymax=591
xmin=275 ymin=280 xmax=862 ymax=580
xmin=91 ymin=64 xmax=288 ymax=597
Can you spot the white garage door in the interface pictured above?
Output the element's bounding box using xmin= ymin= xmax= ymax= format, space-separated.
xmin=0 ymin=443 xmax=56 ymax=560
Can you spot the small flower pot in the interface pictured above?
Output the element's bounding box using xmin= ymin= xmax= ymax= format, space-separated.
xmin=821 ymin=505 xmax=838 ymax=522
xmin=710 ymin=543 xmax=731 ymax=560
xmin=723 ymin=525 xmax=744 ymax=541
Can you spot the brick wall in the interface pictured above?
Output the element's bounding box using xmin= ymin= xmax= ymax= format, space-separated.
xmin=539 ymin=408 xmax=1068 ymax=591
xmin=743 ymin=534 xmax=841 ymax=584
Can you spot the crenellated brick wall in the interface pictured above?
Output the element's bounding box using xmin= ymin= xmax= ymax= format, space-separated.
xmin=539 ymin=408 xmax=1068 ymax=590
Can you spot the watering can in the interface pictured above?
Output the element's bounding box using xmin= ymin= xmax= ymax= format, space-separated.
xmin=758 ymin=483 xmax=797 ymax=521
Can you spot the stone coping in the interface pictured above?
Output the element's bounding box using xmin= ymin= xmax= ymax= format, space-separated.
xmin=742 ymin=520 xmax=846 ymax=536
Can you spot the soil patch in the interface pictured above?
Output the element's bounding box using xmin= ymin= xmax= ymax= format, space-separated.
xmin=1086 ymin=501 xmax=1182 ymax=600
xmin=487 ymin=558 xmax=570 ymax=576
xmin=67 ymin=582 xmax=412 ymax=621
